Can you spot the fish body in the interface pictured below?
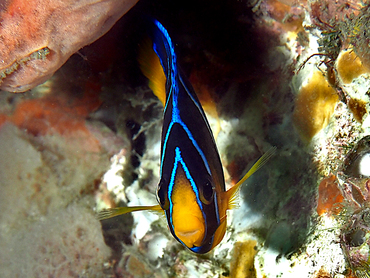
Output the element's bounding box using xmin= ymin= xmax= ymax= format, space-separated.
xmin=149 ymin=20 xmax=226 ymax=253
xmin=99 ymin=19 xmax=275 ymax=254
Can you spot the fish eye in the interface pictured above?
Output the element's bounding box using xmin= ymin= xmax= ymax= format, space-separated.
xmin=200 ymin=180 xmax=215 ymax=205
xmin=157 ymin=179 xmax=169 ymax=210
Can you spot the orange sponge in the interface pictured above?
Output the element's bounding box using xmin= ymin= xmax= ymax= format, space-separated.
xmin=0 ymin=0 xmax=138 ymax=92
xmin=0 ymin=84 xmax=102 ymax=152
xmin=317 ymin=174 xmax=343 ymax=216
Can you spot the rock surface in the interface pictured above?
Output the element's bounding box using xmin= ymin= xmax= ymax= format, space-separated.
xmin=0 ymin=0 xmax=138 ymax=92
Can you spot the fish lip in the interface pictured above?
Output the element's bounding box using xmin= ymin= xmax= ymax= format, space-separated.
xmin=175 ymin=216 xmax=205 ymax=248
xmin=177 ymin=229 xmax=200 ymax=238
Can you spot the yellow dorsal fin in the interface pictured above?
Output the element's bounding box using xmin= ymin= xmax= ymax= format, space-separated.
xmin=227 ymin=146 xmax=276 ymax=210
xmin=138 ymin=38 xmax=167 ymax=106
xmin=97 ymin=205 xmax=162 ymax=220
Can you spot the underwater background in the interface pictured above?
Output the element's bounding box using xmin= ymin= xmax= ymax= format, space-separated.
xmin=0 ymin=0 xmax=370 ymax=277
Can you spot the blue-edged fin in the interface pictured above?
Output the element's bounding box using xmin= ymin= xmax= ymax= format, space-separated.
xmin=138 ymin=38 xmax=166 ymax=106
xmin=97 ymin=205 xmax=162 ymax=220
xmin=226 ymin=146 xmax=277 ymax=209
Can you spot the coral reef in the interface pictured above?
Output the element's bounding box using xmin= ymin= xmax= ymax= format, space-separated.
xmin=350 ymin=5 xmax=370 ymax=72
xmin=2 ymin=0 xmax=370 ymax=277
xmin=0 ymin=204 xmax=112 ymax=277
xmin=0 ymin=56 xmax=125 ymax=276
xmin=313 ymin=135 xmax=370 ymax=277
xmin=0 ymin=122 xmax=116 ymax=277
xmin=0 ymin=0 xmax=138 ymax=92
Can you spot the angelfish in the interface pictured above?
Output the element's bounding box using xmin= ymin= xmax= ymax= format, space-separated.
xmin=98 ymin=19 xmax=275 ymax=254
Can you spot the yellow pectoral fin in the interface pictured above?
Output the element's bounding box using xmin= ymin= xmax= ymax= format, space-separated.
xmin=97 ymin=205 xmax=162 ymax=220
xmin=211 ymin=217 xmax=227 ymax=250
xmin=226 ymin=146 xmax=276 ymax=210
xmin=138 ymin=38 xmax=167 ymax=106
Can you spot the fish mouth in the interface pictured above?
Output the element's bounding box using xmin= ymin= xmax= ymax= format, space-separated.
xmin=174 ymin=216 xmax=205 ymax=248
xmin=177 ymin=229 xmax=203 ymax=248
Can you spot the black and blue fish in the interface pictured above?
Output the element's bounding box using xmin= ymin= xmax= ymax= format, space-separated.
xmin=99 ymin=19 xmax=275 ymax=254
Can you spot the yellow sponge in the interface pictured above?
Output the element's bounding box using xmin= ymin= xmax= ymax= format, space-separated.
xmin=336 ymin=50 xmax=367 ymax=84
xmin=293 ymin=71 xmax=338 ymax=141
xmin=230 ymin=240 xmax=258 ymax=278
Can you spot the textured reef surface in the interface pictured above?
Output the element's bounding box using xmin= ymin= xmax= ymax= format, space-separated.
xmin=0 ymin=0 xmax=138 ymax=92
xmin=1 ymin=0 xmax=370 ymax=277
